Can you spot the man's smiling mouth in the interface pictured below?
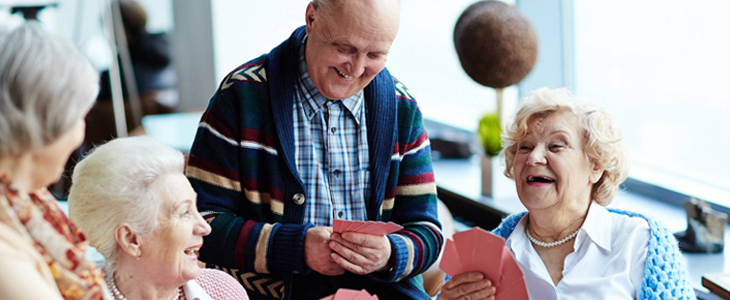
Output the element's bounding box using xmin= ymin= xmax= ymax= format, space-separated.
xmin=334 ymin=67 xmax=352 ymax=79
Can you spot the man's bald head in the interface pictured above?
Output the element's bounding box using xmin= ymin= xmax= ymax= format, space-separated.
xmin=311 ymin=0 xmax=401 ymax=18
xmin=304 ymin=0 xmax=401 ymax=100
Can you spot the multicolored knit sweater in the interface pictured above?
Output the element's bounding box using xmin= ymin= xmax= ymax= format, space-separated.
xmin=185 ymin=26 xmax=442 ymax=300
xmin=492 ymin=209 xmax=696 ymax=299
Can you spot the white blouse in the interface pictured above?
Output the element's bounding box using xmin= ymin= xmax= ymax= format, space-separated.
xmin=183 ymin=280 xmax=213 ymax=300
xmin=505 ymin=202 xmax=650 ymax=300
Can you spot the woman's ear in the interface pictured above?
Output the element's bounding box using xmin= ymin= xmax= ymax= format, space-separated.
xmin=115 ymin=224 xmax=142 ymax=259
xmin=589 ymin=160 xmax=603 ymax=184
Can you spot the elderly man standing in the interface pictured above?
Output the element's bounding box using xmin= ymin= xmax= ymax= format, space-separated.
xmin=185 ymin=0 xmax=442 ymax=299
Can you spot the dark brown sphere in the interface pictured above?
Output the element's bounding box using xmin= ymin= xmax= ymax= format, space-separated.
xmin=454 ymin=1 xmax=538 ymax=88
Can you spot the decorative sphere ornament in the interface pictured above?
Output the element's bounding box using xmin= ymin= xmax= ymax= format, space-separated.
xmin=454 ymin=1 xmax=538 ymax=88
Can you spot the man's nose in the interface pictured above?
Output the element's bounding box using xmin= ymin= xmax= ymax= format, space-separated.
xmin=348 ymin=54 xmax=367 ymax=77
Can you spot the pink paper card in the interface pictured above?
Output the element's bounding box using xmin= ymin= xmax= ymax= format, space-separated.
xmin=347 ymin=221 xmax=365 ymax=233
xmin=335 ymin=221 xmax=403 ymax=236
xmin=354 ymin=222 xmax=376 ymax=234
xmin=378 ymin=222 xmax=403 ymax=235
xmin=334 ymin=219 xmax=344 ymax=233
xmin=342 ymin=220 xmax=355 ymax=233
xmin=319 ymin=296 xmax=334 ymax=300
xmin=351 ymin=289 xmax=377 ymax=300
xmin=438 ymin=239 xmax=463 ymax=276
xmin=452 ymin=227 xmax=505 ymax=283
xmin=496 ymin=279 xmax=529 ymax=300
xmin=333 ymin=288 xmax=361 ymax=299
xmin=495 ymin=247 xmax=529 ymax=300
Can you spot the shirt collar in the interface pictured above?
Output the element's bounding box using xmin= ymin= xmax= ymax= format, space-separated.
xmin=297 ymin=35 xmax=364 ymax=123
xmin=580 ymin=201 xmax=613 ymax=252
xmin=505 ymin=214 xmax=542 ymax=271
xmin=506 ymin=201 xmax=613 ymax=253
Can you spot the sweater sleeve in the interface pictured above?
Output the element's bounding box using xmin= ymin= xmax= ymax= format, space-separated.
xmin=186 ymin=83 xmax=312 ymax=277
xmin=376 ymin=80 xmax=444 ymax=282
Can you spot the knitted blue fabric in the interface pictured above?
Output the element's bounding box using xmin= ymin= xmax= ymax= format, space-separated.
xmin=492 ymin=209 xmax=696 ymax=299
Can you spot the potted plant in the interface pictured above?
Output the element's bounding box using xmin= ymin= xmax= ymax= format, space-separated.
xmin=478 ymin=112 xmax=502 ymax=197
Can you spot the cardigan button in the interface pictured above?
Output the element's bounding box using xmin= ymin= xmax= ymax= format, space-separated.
xmin=293 ymin=193 xmax=305 ymax=205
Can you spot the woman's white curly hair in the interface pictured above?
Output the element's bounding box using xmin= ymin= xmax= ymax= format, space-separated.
xmin=501 ymin=87 xmax=629 ymax=205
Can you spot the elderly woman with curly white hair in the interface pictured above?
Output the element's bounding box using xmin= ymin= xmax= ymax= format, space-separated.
xmin=440 ymin=88 xmax=695 ymax=300
xmin=69 ymin=137 xmax=248 ymax=300
xmin=0 ymin=24 xmax=109 ymax=299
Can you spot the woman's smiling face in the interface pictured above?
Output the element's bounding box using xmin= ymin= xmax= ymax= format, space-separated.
xmin=512 ymin=112 xmax=602 ymax=212
xmin=139 ymin=173 xmax=211 ymax=285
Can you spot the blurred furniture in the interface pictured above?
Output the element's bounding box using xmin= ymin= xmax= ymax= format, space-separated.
xmin=139 ymin=111 xmax=202 ymax=152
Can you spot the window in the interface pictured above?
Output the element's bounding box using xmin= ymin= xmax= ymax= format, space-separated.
xmin=572 ymin=0 xmax=730 ymax=206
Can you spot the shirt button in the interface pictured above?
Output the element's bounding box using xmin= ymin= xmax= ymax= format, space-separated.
xmin=333 ymin=169 xmax=342 ymax=177
xmin=331 ymin=127 xmax=337 ymax=134
xmin=337 ymin=211 xmax=344 ymax=218
xmin=292 ymin=193 xmax=305 ymax=205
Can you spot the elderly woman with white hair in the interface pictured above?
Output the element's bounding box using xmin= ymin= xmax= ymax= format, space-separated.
xmin=0 ymin=24 xmax=109 ymax=299
xmin=69 ymin=136 xmax=248 ymax=300
xmin=440 ymin=88 xmax=695 ymax=300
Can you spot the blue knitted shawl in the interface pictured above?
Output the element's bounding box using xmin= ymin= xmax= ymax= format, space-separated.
xmin=491 ymin=209 xmax=696 ymax=299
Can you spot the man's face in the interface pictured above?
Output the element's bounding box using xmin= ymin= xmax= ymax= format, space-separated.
xmin=304 ymin=0 xmax=400 ymax=100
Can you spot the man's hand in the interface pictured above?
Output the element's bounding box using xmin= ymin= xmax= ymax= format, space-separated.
xmin=328 ymin=232 xmax=392 ymax=275
xmin=305 ymin=227 xmax=345 ymax=276
xmin=439 ymin=272 xmax=496 ymax=300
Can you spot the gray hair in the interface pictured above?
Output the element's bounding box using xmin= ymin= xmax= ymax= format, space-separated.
xmin=502 ymin=87 xmax=629 ymax=205
xmin=0 ymin=23 xmax=98 ymax=158
xmin=68 ymin=136 xmax=185 ymax=272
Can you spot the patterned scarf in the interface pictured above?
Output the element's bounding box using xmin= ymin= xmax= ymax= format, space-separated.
xmin=0 ymin=174 xmax=110 ymax=299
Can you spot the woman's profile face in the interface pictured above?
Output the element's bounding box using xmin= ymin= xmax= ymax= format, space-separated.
xmin=139 ymin=173 xmax=211 ymax=285
xmin=28 ymin=117 xmax=86 ymax=190
xmin=512 ymin=112 xmax=601 ymax=212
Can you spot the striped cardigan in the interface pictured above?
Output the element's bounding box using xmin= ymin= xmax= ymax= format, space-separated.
xmin=186 ymin=26 xmax=442 ymax=300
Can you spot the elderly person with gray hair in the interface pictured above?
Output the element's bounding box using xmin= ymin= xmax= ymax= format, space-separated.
xmin=440 ymin=88 xmax=695 ymax=300
xmin=68 ymin=136 xmax=248 ymax=300
xmin=0 ymin=24 xmax=109 ymax=299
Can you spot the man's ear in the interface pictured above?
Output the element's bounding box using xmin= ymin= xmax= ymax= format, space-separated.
xmin=115 ymin=224 xmax=142 ymax=258
xmin=305 ymin=2 xmax=317 ymax=34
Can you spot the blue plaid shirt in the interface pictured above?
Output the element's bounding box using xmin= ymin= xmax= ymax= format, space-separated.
xmin=293 ymin=38 xmax=370 ymax=227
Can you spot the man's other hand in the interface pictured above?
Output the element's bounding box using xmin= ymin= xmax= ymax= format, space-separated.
xmin=329 ymin=232 xmax=392 ymax=275
xmin=305 ymin=226 xmax=345 ymax=276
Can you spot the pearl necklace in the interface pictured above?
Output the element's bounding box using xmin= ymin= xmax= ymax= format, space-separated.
xmin=107 ymin=274 xmax=184 ymax=300
xmin=525 ymin=225 xmax=580 ymax=248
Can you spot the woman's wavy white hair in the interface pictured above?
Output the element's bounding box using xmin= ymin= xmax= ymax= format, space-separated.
xmin=501 ymin=87 xmax=629 ymax=205
xmin=0 ymin=23 xmax=98 ymax=158
xmin=68 ymin=136 xmax=184 ymax=272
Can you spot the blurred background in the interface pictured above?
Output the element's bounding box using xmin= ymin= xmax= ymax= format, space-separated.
xmin=1 ymin=0 xmax=729 ymax=224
